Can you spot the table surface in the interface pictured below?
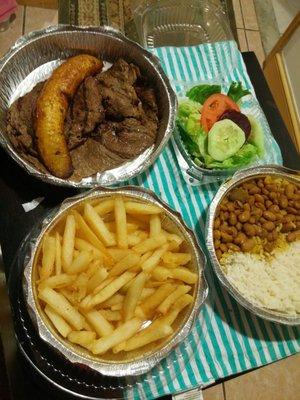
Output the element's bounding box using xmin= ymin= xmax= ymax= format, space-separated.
xmin=0 ymin=51 xmax=299 ymax=400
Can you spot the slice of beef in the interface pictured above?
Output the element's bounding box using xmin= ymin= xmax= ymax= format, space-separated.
xmin=99 ymin=118 xmax=156 ymax=159
xmin=65 ymin=76 xmax=105 ymax=149
xmin=6 ymin=82 xmax=44 ymax=155
xmin=97 ymin=59 xmax=143 ymax=120
xmin=70 ymin=138 xmax=125 ymax=180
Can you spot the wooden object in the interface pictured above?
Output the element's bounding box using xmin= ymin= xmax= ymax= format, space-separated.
xmin=263 ymin=13 xmax=300 ymax=153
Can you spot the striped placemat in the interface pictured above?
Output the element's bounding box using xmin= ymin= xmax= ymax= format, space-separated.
xmin=121 ymin=41 xmax=299 ymax=399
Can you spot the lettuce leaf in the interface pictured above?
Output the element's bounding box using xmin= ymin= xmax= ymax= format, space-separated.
xmin=186 ymin=84 xmax=221 ymax=104
xmin=205 ymin=143 xmax=258 ymax=169
xmin=178 ymin=99 xmax=201 ymax=124
xmin=227 ymin=82 xmax=251 ymax=103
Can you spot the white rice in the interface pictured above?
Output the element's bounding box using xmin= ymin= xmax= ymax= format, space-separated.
xmin=221 ymin=241 xmax=300 ymax=315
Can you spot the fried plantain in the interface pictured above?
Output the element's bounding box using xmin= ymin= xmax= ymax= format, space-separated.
xmin=36 ymin=54 xmax=103 ymax=178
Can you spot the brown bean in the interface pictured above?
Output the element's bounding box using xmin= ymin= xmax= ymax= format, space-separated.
xmin=234 ymin=232 xmax=247 ymax=245
xmin=249 ymin=216 xmax=256 ymax=224
xmin=254 ymin=225 xmax=263 ymax=236
xmin=264 ymin=242 xmax=275 ymax=253
xmin=267 ymin=231 xmax=278 ymax=242
xmin=229 ymin=212 xmax=237 ymax=226
xmin=262 ymin=221 xmax=275 ymax=232
xmin=263 ymin=211 xmax=276 ymax=221
xmin=214 ymin=230 xmax=221 ymax=240
xmin=286 ymin=230 xmax=300 ymax=242
xmin=282 ymin=221 xmax=296 ymax=232
xmin=261 ymin=187 xmax=269 ymax=195
xmin=236 ymin=222 xmax=242 ymax=231
xmin=257 ymin=179 xmax=264 ymax=188
xmin=254 ymin=194 xmax=264 ymax=203
xmin=260 ymin=217 xmax=268 ymax=224
xmin=248 ymin=195 xmax=255 ymax=206
xmin=221 ymin=232 xmax=233 ymax=243
xmin=225 ymin=226 xmax=238 ymax=237
xmin=268 ymin=204 xmax=280 ymax=213
xmin=285 ymin=183 xmax=295 ymax=199
xmin=283 ymin=214 xmax=296 ymax=223
xmin=255 ymin=202 xmax=266 ymax=210
xmin=261 ymin=228 xmax=268 ymax=239
xmin=220 ymin=243 xmax=228 ymax=252
xmin=238 ymin=210 xmax=250 ymax=223
xmin=243 ymin=223 xmax=256 ymax=237
xmin=265 ymin=200 xmax=273 ymax=208
xmin=214 ymin=239 xmax=221 ymax=249
xmin=227 ymin=202 xmax=235 ymax=212
xmin=243 ymin=203 xmax=251 ymax=211
xmin=252 ymin=207 xmax=263 ymax=218
xmin=227 ymin=243 xmax=240 ymax=252
xmin=269 ymin=192 xmax=277 ymax=201
xmin=249 ymin=186 xmax=261 ymax=195
xmin=279 ymin=195 xmax=288 ymax=208
xmin=216 ymin=249 xmax=222 ymax=260
xmin=214 ymin=218 xmax=220 ymax=229
xmin=287 ymin=207 xmax=298 ymax=214
xmin=241 ymin=238 xmax=255 ymax=252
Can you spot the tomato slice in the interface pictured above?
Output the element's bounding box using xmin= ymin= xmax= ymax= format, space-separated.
xmin=201 ymin=94 xmax=240 ymax=133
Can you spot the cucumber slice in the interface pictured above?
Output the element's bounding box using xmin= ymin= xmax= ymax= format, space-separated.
xmin=247 ymin=115 xmax=265 ymax=157
xmin=208 ymin=119 xmax=246 ymax=161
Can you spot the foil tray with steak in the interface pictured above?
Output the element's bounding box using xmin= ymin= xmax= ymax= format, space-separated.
xmin=6 ymin=55 xmax=158 ymax=181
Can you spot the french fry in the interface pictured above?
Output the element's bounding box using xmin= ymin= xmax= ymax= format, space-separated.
xmin=145 ymin=279 xmax=175 ymax=288
xmin=39 ymin=287 xmax=85 ymax=330
xmin=55 ymin=232 xmax=62 ymax=275
xmin=101 ymin=293 xmax=124 ymax=308
xmin=108 ymin=253 xmax=140 ymax=277
xmin=85 ymin=310 xmax=114 ymax=336
xmin=108 ymin=248 xmax=134 ymax=262
xmin=85 ymin=259 xmax=101 ymax=278
xmin=72 ymin=210 xmax=113 ymax=265
xmin=40 ymin=235 xmax=56 ymax=279
xmin=84 ymin=204 xmax=116 ymax=247
xmin=141 ymin=284 xmax=175 ymax=317
xmin=111 ymin=303 xmax=122 ymax=311
xmin=105 ymin=222 xmax=138 ymax=233
xmin=44 ymin=305 xmax=72 ymax=338
xmin=66 ymin=250 xmax=93 ymax=274
xmin=120 ymin=323 xmax=173 ymax=352
xmin=94 ymin=199 xmax=115 ymax=215
xmin=61 ymin=215 xmax=76 ymax=271
xmin=123 ymin=272 xmax=147 ymax=321
xmin=162 ymin=252 xmax=191 ymax=266
xmin=134 ymin=305 xmax=146 ymax=319
xmin=92 ymin=277 xmax=114 ymax=295
xmin=141 ymin=244 xmax=169 ymax=272
xmin=59 ymin=288 xmax=78 ymax=306
xmin=140 ymin=288 xmax=155 ymax=300
xmin=100 ymin=309 xmax=121 ymax=321
xmin=74 ymin=238 xmax=103 ymax=260
xmin=87 ymin=267 xmax=108 ymax=294
xmin=76 ymin=273 xmax=89 ymax=301
xmin=132 ymin=235 xmax=167 ymax=254
xmin=91 ymin=318 xmax=142 ymax=355
xmin=169 ymin=267 xmax=198 ymax=284
xmin=158 ymin=285 xmax=191 ymax=314
xmin=127 ymin=234 xmax=143 ymax=247
xmin=124 ymin=202 xmax=162 ymax=215
xmin=68 ymin=331 xmax=96 ymax=348
xmin=151 ymin=266 xmax=172 ymax=281
xmin=38 ymin=274 xmax=76 ymax=291
xmin=150 ymin=215 xmax=161 ymax=237
xmin=83 ymin=272 xmax=136 ymax=309
xmin=161 ymin=231 xmax=183 ymax=246
xmin=114 ymin=197 xmax=128 ymax=249
xmin=163 ymin=294 xmax=194 ymax=325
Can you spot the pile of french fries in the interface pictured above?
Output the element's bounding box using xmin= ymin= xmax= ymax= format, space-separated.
xmin=36 ymin=196 xmax=198 ymax=357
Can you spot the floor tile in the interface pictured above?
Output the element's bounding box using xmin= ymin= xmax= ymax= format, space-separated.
xmin=245 ymin=29 xmax=265 ymax=65
xmin=224 ymin=354 xmax=300 ymax=400
xmin=0 ymin=6 xmax=24 ymax=57
xmin=237 ymin=28 xmax=248 ymax=51
xmin=24 ymin=6 xmax=58 ymax=34
xmin=203 ymin=383 xmax=225 ymax=400
xmin=232 ymin=0 xmax=244 ymax=29
xmin=240 ymin=0 xmax=259 ymax=30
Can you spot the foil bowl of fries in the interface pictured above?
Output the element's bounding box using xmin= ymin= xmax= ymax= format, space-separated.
xmin=23 ymin=186 xmax=208 ymax=376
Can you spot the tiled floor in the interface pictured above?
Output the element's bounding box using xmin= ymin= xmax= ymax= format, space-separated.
xmin=0 ymin=3 xmax=299 ymax=400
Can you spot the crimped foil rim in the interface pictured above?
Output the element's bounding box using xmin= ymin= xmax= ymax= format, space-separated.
xmin=206 ymin=164 xmax=300 ymax=325
xmin=23 ymin=186 xmax=209 ymax=376
xmin=0 ymin=25 xmax=177 ymax=188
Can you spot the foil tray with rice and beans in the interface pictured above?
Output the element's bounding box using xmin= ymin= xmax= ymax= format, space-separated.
xmin=213 ymin=174 xmax=300 ymax=316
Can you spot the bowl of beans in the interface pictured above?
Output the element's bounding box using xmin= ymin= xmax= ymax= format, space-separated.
xmin=206 ymin=165 xmax=300 ymax=325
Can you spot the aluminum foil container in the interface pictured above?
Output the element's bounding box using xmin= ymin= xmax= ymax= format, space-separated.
xmin=23 ymin=186 xmax=208 ymax=376
xmin=206 ymin=165 xmax=300 ymax=325
xmin=0 ymin=25 xmax=177 ymax=188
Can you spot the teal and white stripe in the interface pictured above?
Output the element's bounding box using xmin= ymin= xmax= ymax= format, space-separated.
xmin=123 ymin=41 xmax=299 ymax=399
